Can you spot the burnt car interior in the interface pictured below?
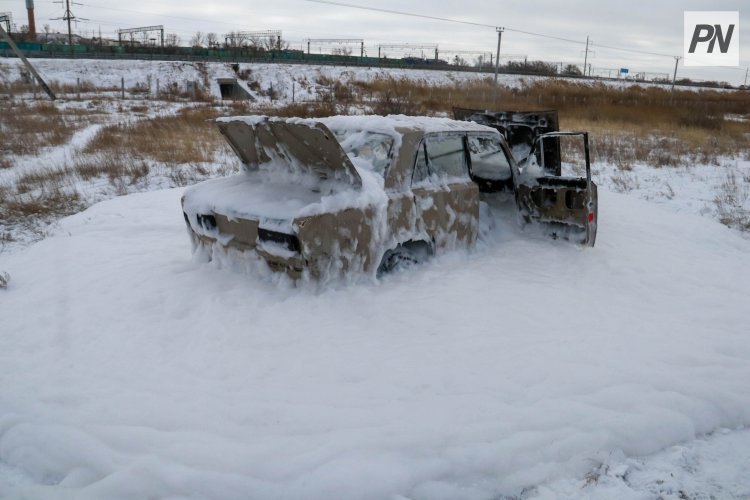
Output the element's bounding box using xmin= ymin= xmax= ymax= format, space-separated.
xmin=454 ymin=107 xmax=597 ymax=246
xmin=453 ymin=107 xmax=562 ymax=174
xmin=465 ymin=134 xmax=515 ymax=192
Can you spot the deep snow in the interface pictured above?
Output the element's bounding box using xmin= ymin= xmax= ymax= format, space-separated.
xmin=1 ymin=184 xmax=749 ymax=499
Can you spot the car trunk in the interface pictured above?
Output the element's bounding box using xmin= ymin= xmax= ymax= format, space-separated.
xmin=184 ymin=118 xmax=366 ymax=258
xmin=216 ymin=118 xmax=363 ymax=187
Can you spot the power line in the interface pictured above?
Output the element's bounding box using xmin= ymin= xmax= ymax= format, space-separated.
xmin=504 ymin=28 xmax=584 ymax=45
xmin=52 ymin=0 xmax=87 ymax=48
xmin=303 ymin=0 xmax=685 ymax=59
xmin=592 ymin=42 xmax=675 ymax=59
xmin=303 ymin=0 xmax=584 ymax=45
xmin=304 ymin=0 xmax=494 ymax=28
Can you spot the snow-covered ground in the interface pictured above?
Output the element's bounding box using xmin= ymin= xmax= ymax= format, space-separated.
xmin=593 ymin=160 xmax=750 ymax=229
xmin=0 ymin=58 xmax=688 ymax=104
xmin=1 ymin=58 xmax=749 ymax=498
xmin=0 ymin=58 xmax=518 ymax=102
xmin=1 ymin=185 xmax=749 ymax=499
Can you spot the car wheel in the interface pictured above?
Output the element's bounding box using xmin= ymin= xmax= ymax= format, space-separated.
xmin=376 ymin=244 xmax=428 ymax=277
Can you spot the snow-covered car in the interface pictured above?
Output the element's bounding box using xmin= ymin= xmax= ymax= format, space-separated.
xmin=181 ymin=115 xmax=597 ymax=279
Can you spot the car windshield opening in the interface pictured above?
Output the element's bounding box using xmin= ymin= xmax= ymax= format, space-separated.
xmin=334 ymin=131 xmax=394 ymax=177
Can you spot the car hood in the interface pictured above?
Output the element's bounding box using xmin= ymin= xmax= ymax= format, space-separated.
xmin=217 ymin=117 xmax=363 ymax=188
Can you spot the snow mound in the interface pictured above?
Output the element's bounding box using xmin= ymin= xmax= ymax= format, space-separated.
xmin=0 ymin=187 xmax=749 ymax=499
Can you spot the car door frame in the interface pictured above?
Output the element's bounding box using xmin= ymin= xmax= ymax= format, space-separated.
xmin=410 ymin=132 xmax=480 ymax=252
xmin=515 ymin=131 xmax=598 ymax=246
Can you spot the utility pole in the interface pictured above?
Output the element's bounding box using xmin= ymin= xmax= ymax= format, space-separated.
xmin=494 ymin=27 xmax=504 ymax=86
xmin=583 ymin=35 xmax=589 ymax=77
xmin=745 ymin=67 xmax=748 ymax=87
xmin=493 ymin=27 xmax=504 ymax=104
xmin=671 ymin=56 xmax=681 ymax=91
xmin=54 ymin=0 xmax=82 ymax=49
xmin=63 ymin=0 xmax=73 ymax=47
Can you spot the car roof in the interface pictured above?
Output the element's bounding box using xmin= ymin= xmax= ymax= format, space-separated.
xmin=319 ymin=114 xmax=499 ymax=136
xmin=216 ymin=115 xmax=500 ymax=141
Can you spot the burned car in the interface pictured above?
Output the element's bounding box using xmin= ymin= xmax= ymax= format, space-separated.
xmin=181 ymin=114 xmax=597 ymax=280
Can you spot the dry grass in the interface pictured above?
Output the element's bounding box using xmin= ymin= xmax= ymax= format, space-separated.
xmin=339 ymin=77 xmax=750 ymax=167
xmin=2 ymin=187 xmax=83 ymax=225
xmin=0 ymin=77 xmax=117 ymax=97
xmin=84 ymin=106 xmax=228 ymax=163
xmin=0 ymin=100 xmax=99 ymax=155
xmin=15 ymin=166 xmax=77 ymax=194
xmin=158 ymin=81 xmax=213 ymax=102
xmin=74 ymin=156 xmax=151 ymax=186
xmin=0 ymin=79 xmax=33 ymax=95
xmin=253 ymin=101 xmax=338 ymax=118
xmin=50 ymin=79 xmax=105 ymax=94
xmin=0 ymin=104 xmax=235 ymax=237
xmin=2 ymin=165 xmax=83 ymax=229
xmin=0 ymin=101 xmax=75 ymax=155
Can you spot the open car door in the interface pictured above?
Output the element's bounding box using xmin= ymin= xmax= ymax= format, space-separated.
xmin=515 ymin=132 xmax=597 ymax=246
xmin=454 ymin=108 xmax=597 ymax=246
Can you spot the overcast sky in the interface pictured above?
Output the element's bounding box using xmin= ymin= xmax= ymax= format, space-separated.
xmin=1 ymin=0 xmax=747 ymax=84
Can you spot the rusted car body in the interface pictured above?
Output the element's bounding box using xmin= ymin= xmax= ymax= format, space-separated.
xmin=181 ymin=114 xmax=596 ymax=280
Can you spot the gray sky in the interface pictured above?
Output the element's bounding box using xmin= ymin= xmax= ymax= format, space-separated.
xmin=2 ymin=0 xmax=747 ymax=84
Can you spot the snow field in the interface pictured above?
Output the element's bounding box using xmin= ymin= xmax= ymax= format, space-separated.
xmin=0 ymin=59 xmax=514 ymax=103
xmin=1 ymin=56 xmax=749 ymax=499
xmin=1 ymin=186 xmax=749 ymax=499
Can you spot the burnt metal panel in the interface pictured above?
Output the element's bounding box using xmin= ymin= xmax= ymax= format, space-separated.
xmin=217 ymin=119 xmax=363 ymax=187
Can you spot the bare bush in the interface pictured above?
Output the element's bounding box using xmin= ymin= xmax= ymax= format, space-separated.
xmin=610 ymin=172 xmax=639 ymax=193
xmin=714 ymin=170 xmax=750 ymax=232
xmin=371 ymin=89 xmax=422 ymax=116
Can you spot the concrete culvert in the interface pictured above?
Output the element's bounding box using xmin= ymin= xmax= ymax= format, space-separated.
xmin=217 ymin=78 xmax=252 ymax=101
